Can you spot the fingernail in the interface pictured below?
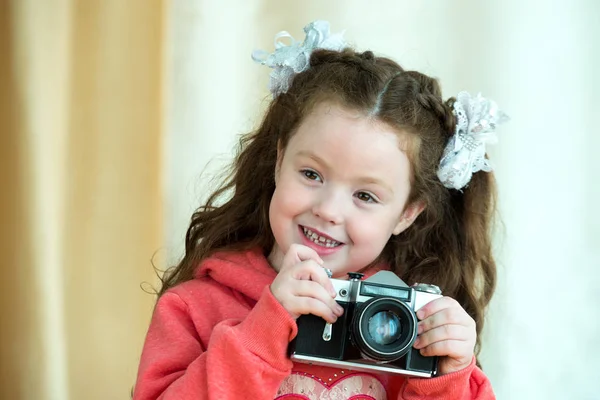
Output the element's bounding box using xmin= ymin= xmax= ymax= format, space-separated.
xmin=413 ymin=338 xmax=421 ymax=348
xmin=417 ymin=310 xmax=425 ymax=319
xmin=336 ymin=305 xmax=344 ymax=315
xmin=417 ymin=323 xmax=423 ymax=334
xmin=330 ymin=289 xmax=337 ymax=297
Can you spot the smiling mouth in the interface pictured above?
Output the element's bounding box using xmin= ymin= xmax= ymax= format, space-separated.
xmin=302 ymin=226 xmax=343 ymax=248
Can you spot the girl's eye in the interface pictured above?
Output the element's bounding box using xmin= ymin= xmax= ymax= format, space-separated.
xmin=301 ymin=169 xmax=322 ymax=182
xmin=356 ymin=191 xmax=377 ymax=203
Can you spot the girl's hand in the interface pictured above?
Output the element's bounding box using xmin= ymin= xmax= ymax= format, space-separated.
xmin=270 ymin=244 xmax=344 ymax=323
xmin=413 ymin=296 xmax=476 ymax=375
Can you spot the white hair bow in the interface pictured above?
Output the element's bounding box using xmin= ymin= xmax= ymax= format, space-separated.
xmin=252 ymin=21 xmax=347 ymax=97
xmin=437 ymin=92 xmax=509 ymax=190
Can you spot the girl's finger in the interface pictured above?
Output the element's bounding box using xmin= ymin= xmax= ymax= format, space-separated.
xmin=417 ymin=307 xmax=473 ymax=333
xmin=286 ymin=243 xmax=324 ymax=266
xmin=293 ymin=297 xmax=339 ymax=323
xmin=417 ymin=339 xmax=472 ymax=359
xmin=294 ymin=260 xmax=337 ymax=298
xmin=414 ymin=324 xmax=471 ymax=349
xmin=292 ymin=280 xmax=343 ymax=316
xmin=415 ymin=296 xmax=460 ymax=320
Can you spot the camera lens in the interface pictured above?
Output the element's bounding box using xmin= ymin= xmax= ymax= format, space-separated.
xmin=367 ymin=311 xmax=402 ymax=345
xmin=352 ymin=297 xmax=417 ymax=362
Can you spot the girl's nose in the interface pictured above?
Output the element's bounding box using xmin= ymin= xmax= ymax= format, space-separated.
xmin=312 ymin=191 xmax=344 ymax=225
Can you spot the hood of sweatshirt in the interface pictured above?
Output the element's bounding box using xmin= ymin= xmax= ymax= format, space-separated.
xmin=195 ymin=248 xmax=277 ymax=302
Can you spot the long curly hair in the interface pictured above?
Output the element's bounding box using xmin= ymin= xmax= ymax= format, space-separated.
xmin=158 ymin=48 xmax=497 ymax=356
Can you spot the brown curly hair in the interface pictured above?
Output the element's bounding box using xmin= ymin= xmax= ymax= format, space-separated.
xmin=158 ymin=48 xmax=497 ymax=357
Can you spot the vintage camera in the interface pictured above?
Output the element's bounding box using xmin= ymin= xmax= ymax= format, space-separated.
xmin=289 ymin=271 xmax=442 ymax=377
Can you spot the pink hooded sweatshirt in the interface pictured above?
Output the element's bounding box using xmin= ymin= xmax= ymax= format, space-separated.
xmin=133 ymin=248 xmax=495 ymax=399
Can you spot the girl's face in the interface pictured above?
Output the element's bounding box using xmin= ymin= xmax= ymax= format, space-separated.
xmin=268 ymin=102 xmax=423 ymax=277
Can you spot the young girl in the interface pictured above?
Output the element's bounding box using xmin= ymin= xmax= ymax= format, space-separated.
xmin=133 ymin=21 xmax=508 ymax=399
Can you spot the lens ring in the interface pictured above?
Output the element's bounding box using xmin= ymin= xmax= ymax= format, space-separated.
xmin=352 ymin=297 xmax=417 ymax=362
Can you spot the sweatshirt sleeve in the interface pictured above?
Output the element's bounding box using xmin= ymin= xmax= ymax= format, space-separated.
xmin=133 ymin=286 xmax=298 ymax=400
xmin=399 ymin=357 xmax=495 ymax=399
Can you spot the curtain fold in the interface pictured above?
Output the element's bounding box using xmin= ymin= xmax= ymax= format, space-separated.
xmin=0 ymin=1 xmax=164 ymax=399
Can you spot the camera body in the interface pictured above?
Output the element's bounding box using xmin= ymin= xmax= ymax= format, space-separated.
xmin=289 ymin=271 xmax=442 ymax=378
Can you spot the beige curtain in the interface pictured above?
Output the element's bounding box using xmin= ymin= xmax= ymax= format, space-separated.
xmin=1 ymin=1 xmax=164 ymax=399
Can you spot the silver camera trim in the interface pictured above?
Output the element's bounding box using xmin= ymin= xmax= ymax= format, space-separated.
xmin=291 ymin=354 xmax=435 ymax=378
xmin=330 ymin=271 xmax=441 ymax=312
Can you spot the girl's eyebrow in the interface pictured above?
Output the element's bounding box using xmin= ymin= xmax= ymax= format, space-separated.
xmin=295 ymin=150 xmax=394 ymax=195
xmin=356 ymin=177 xmax=394 ymax=195
xmin=296 ymin=150 xmax=330 ymax=169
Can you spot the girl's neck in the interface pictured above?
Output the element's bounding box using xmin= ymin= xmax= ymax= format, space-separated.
xmin=267 ymin=244 xmax=284 ymax=272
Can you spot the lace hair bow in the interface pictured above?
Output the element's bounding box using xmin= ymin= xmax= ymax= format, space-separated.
xmin=252 ymin=21 xmax=347 ymax=97
xmin=437 ymin=92 xmax=509 ymax=190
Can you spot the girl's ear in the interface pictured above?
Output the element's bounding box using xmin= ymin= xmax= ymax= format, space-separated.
xmin=392 ymin=200 xmax=426 ymax=235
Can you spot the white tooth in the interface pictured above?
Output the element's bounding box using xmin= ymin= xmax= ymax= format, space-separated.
xmin=302 ymin=227 xmax=340 ymax=247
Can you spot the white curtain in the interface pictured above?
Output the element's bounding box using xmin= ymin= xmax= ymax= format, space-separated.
xmin=167 ymin=1 xmax=600 ymax=399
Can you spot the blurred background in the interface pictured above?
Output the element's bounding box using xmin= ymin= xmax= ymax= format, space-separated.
xmin=1 ymin=1 xmax=598 ymax=399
